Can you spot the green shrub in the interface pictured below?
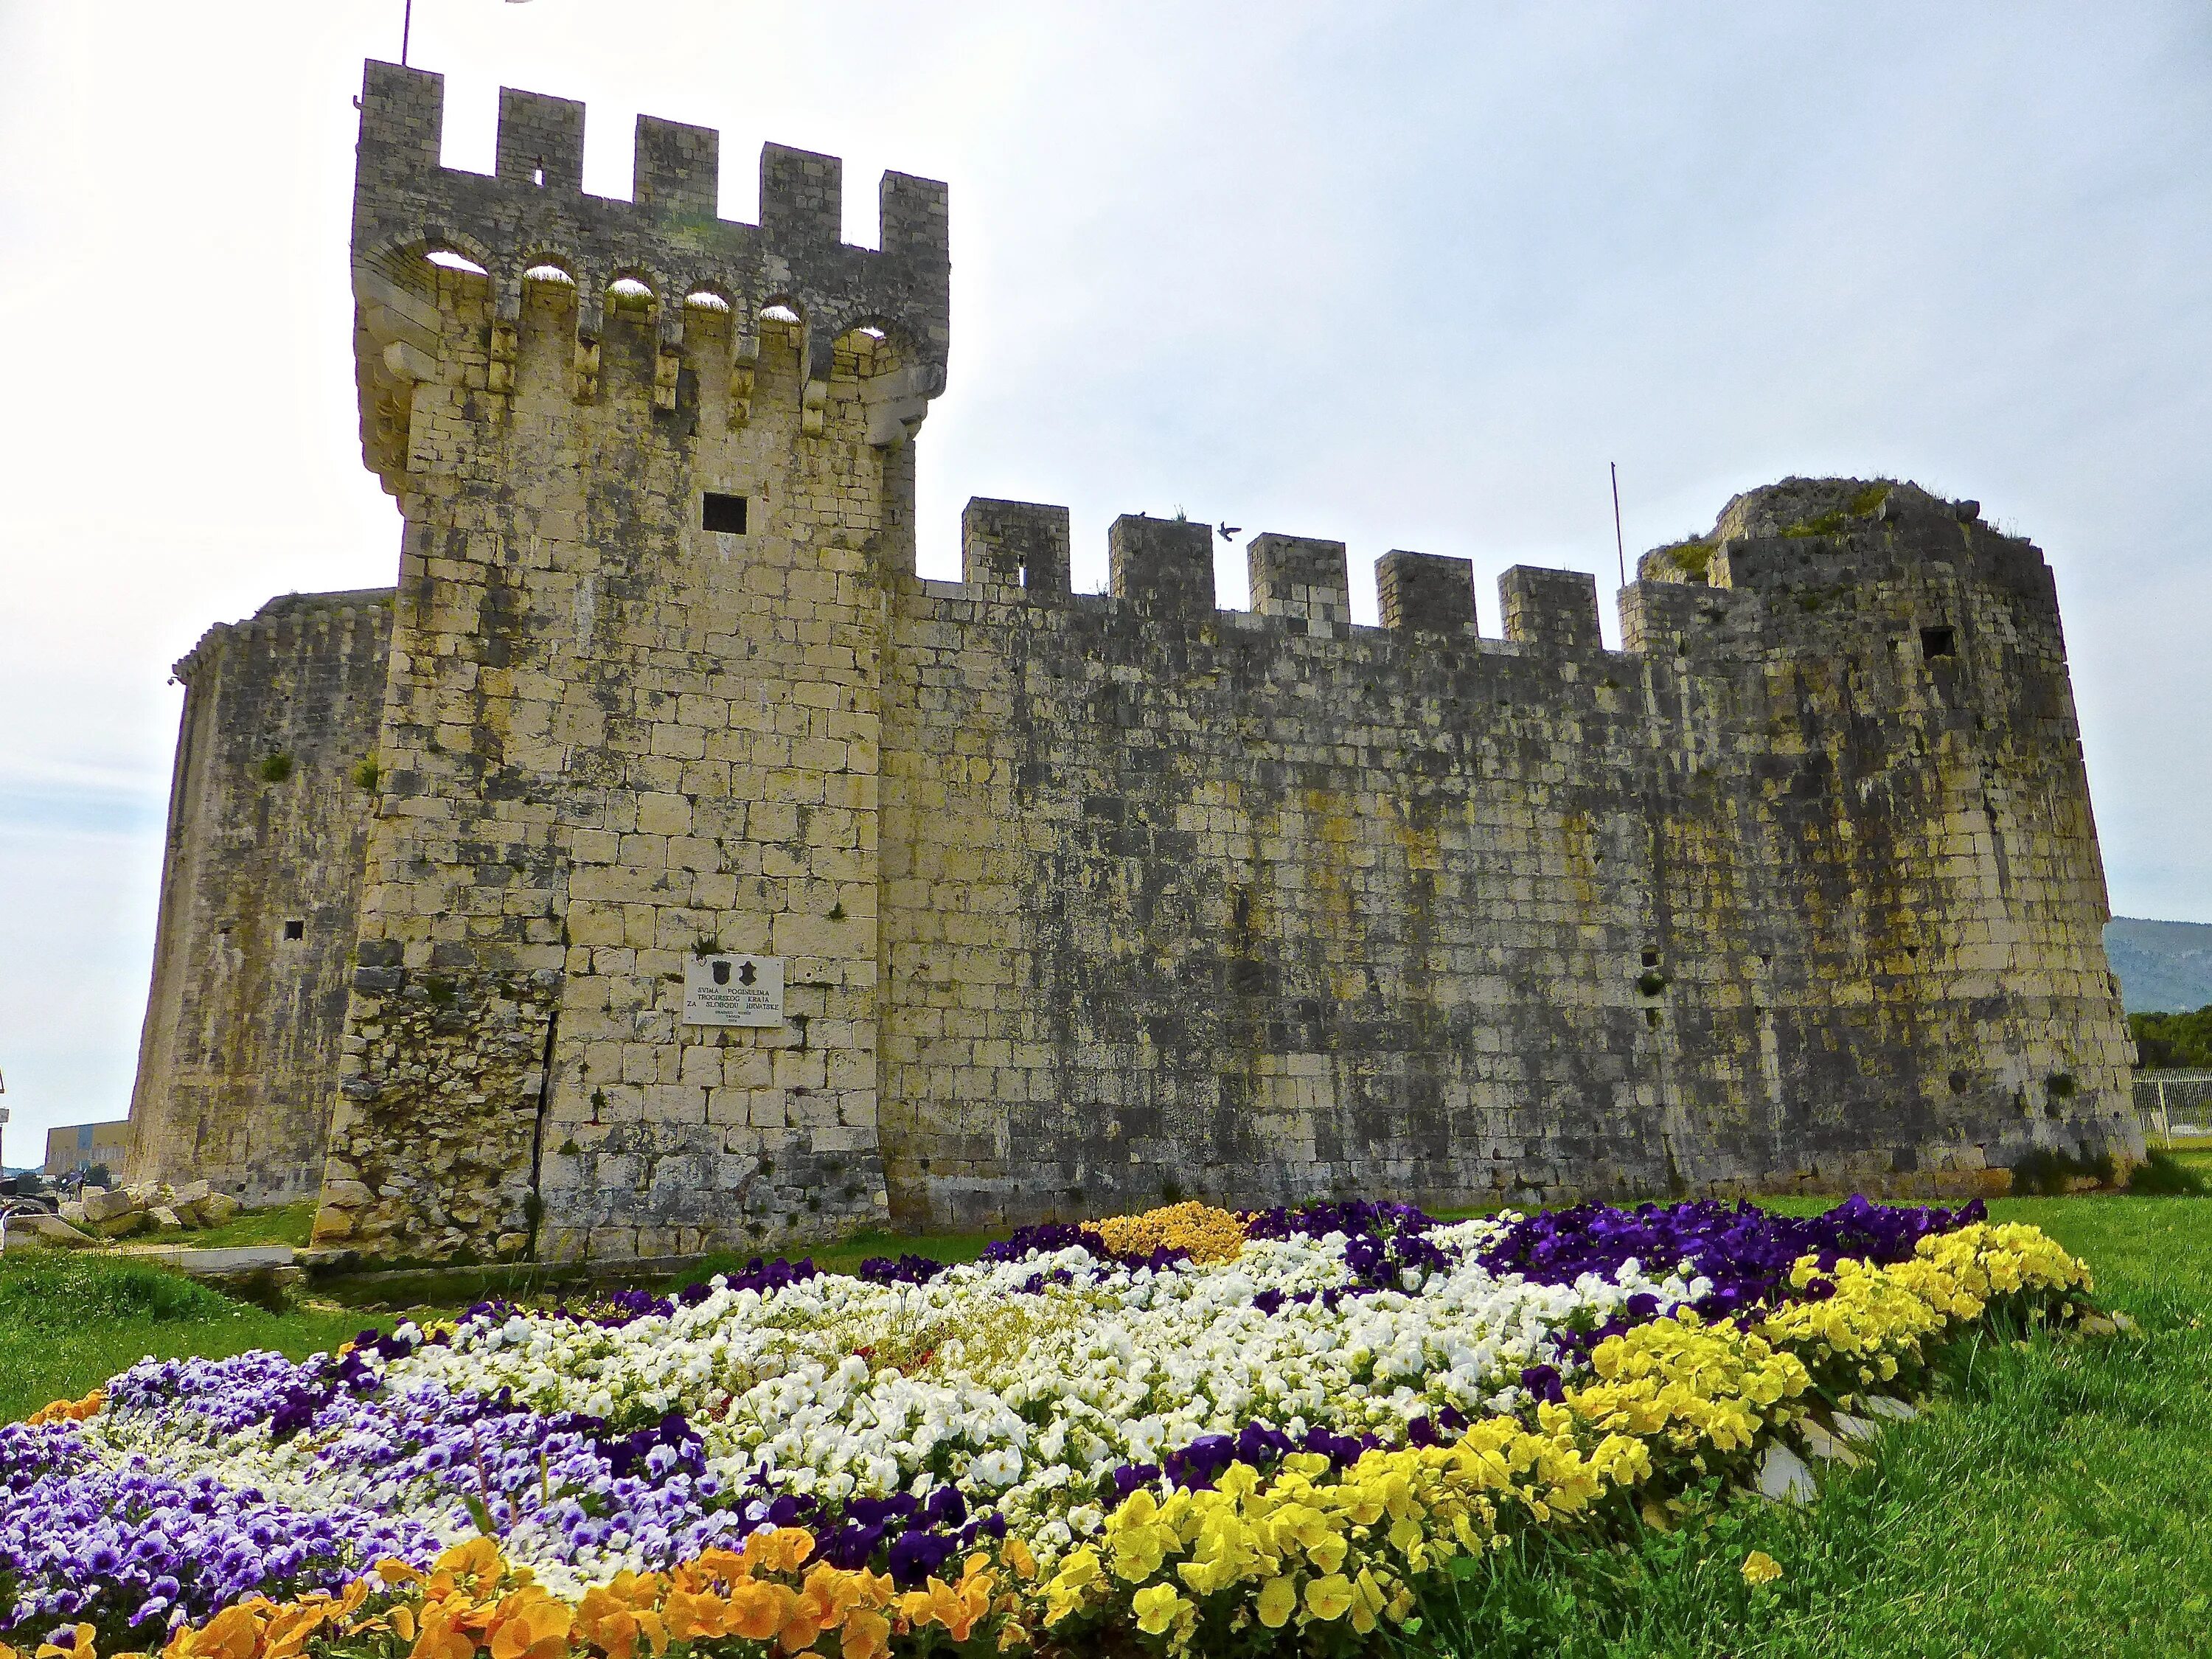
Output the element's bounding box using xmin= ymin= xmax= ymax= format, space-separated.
xmin=352 ymin=757 xmax=382 ymax=790
xmin=2128 ymin=1150 xmax=2207 ymax=1196
xmin=2131 ymin=1005 xmax=2212 ymax=1069
xmin=1782 ymin=509 xmax=1848 ymax=538
xmin=259 ymin=752 xmax=296 ymax=783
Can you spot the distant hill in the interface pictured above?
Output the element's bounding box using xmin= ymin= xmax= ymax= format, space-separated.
xmin=2104 ymin=918 xmax=2212 ymax=1014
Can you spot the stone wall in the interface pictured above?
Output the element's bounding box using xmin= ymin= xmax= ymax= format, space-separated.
xmin=875 ymin=483 xmax=2138 ymax=1228
xmin=125 ymin=591 xmax=392 ymax=1203
xmin=125 ymin=64 xmax=2143 ymax=1260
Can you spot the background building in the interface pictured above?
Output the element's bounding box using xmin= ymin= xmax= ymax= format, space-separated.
xmin=45 ymin=1119 xmax=130 ymax=1180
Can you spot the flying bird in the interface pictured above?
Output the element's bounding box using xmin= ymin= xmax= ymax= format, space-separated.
xmin=1217 ymin=521 xmax=1242 ymax=542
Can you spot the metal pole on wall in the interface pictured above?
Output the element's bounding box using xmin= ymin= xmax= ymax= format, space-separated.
xmin=403 ymin=0 xmax=413 ymax=65
xmin=1610 ymin=462 xmax=1627 ymax=589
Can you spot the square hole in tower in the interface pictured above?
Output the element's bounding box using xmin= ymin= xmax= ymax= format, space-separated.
xmin=1920 ymin=625 xmax=1956 ymax=659
xmin=283 ymin=919 xmax=305 ymax=940
xmin=703 ymin=493 xmax=748 ymax=535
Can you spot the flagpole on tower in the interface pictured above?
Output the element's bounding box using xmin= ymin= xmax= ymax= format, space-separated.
xmin=1610 ymin=461 xmax=1627 ymax=589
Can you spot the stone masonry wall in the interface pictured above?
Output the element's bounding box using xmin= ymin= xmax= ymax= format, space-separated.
xmin=874 ymin=482 xmax=2140 ymax=1228
xmin=125 ymin=591 xmax=392 ymax=1203
xmin=126 ymin=63 xmax=2142 ymax=1260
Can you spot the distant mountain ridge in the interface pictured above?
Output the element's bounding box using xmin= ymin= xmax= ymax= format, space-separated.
xmin=2104 ymin=918 xmax=2212 ymax=1014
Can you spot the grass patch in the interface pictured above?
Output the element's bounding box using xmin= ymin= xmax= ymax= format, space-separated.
xmin=2129 ymin=1150 xmax=2206 ymax=1196
xmin=1655 ymin=539 xmax=1713 ymax=582
xmin=0 ymin=1253 xmax=376 ymax=1423
xmin=178 ymin=1197 xmax=321 ymax=1250
xmin=677 ymin=1227 xmax=998 ymax=1289
xmin=2166 ymin=1143 xmax=2212 ymax=1182
xmin=1413 ymin=1195 xmax=2212 ymax=1657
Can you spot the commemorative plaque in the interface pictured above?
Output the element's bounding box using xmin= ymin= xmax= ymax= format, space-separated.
xmin=681 ymin=954 xmax=785 ymax=1027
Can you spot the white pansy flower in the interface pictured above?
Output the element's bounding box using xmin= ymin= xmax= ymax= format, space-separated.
xmin=80 ymin=1211 xmax=1731 ymax=1586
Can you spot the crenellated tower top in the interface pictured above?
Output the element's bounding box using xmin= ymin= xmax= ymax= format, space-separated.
xmin=350 ymin=60 xmax=949 ymax=492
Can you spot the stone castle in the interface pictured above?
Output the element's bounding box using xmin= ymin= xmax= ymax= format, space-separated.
xmin=122 ymin=61 xmax=2145 ymax=1262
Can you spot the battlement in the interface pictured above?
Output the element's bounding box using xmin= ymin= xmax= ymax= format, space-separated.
xmin=962 ymin=499 xmax=1071 ymax=595
xmin=352 ymin=62 xmax=949 ymax=488
xmin=1499 ymin=566 xmax=1601 ymax=650
xmin=173 ymin=590 xmax=394 ymax=684
xmin=935 ymin=489 xmax=2059 ymax=676
xmin=1249 ymin=535 xmax=1351 ymax=633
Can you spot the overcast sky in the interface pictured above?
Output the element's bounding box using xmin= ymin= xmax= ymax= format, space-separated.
xmin=1 ymin=1 xmax=2206 ymax=1162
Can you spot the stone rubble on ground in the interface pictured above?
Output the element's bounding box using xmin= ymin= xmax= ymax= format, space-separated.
xmin=1795 ymin=1419 xmax=1863 ymax=1467
xmin=1756 ymin=1441 xmax=1819 ymax=1506
xmin=25 ymin=1180 xmax=246 ymax=1248
xmin=6 ymin=1211 xmax=97 ymax=1249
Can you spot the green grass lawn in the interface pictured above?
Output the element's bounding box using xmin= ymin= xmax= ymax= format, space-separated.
xmin=0 ymin=1251 xmax=379 ymax=1423
xmin=6 ymin=1196 xmax=2209 ymax=1656
xmin=2159 ymin=1133 xmax=2212 ymax=1184
xmin=1416 ymin=1196 xmax=2212 ymax=1658
xmin=180 ymin=1197 xmax=321 ymax=1250
xmin=679 ymin=1226 xmax=999 ymax=1287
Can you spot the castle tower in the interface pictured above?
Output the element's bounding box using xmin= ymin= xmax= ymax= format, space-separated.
xmin=1615 ymin=480 xmax=2143 ymax=1186
xmin=125 ymin=592 xmax=393 ymax=1203
xmin=312 ymin=64 xmax=947 ymax=1259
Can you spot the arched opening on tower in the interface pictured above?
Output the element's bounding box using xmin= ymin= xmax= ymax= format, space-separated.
xmin=425 ymin=248 xmax=488 ymax=276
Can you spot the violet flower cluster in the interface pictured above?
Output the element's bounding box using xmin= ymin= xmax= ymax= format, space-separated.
xmin=92 ymin=1349 xmax=763 ymax=1586
xmin=0 ymin=1421 xmax=435 ymax=1651
xmin=1475 ymin=1194 xmax=1989 ymax=1333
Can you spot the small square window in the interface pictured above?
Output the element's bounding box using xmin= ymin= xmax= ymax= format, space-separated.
xmin=703 ymin=492 xmax=748 ymax=535
xmin=283 ymin=919 xmax=305 ymax=940
xmin=1920 ymin=625 xmax=1956 ymax=660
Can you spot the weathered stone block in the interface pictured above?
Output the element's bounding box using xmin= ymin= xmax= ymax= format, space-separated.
xmin=197 ymin=1192 xmax=243 ymax=1228
xmin=8 ymin=1212 xmax=97 ymax=1250
xmin=1108 ymin=515 xmax=1215 ymax=614
xmin=80 ymin=1187 xmax=139 ymax=1224
xmin=1377 ymin=550 xmax=1475 ymax=632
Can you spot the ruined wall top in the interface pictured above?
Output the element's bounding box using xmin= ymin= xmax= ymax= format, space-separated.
xmin=1633 ymin=479 xmax=2050 ymax=599
xmin=171 ymin=589 xmax=394 ymax=684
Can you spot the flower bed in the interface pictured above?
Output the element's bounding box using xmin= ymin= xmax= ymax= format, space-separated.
xmin=2 ymin=1197 xmax=2096 ymax=1659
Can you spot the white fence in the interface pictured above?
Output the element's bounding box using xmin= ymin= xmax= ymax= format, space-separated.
xmin=2135 ymin=1070 xmax=2212 ymax=1143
